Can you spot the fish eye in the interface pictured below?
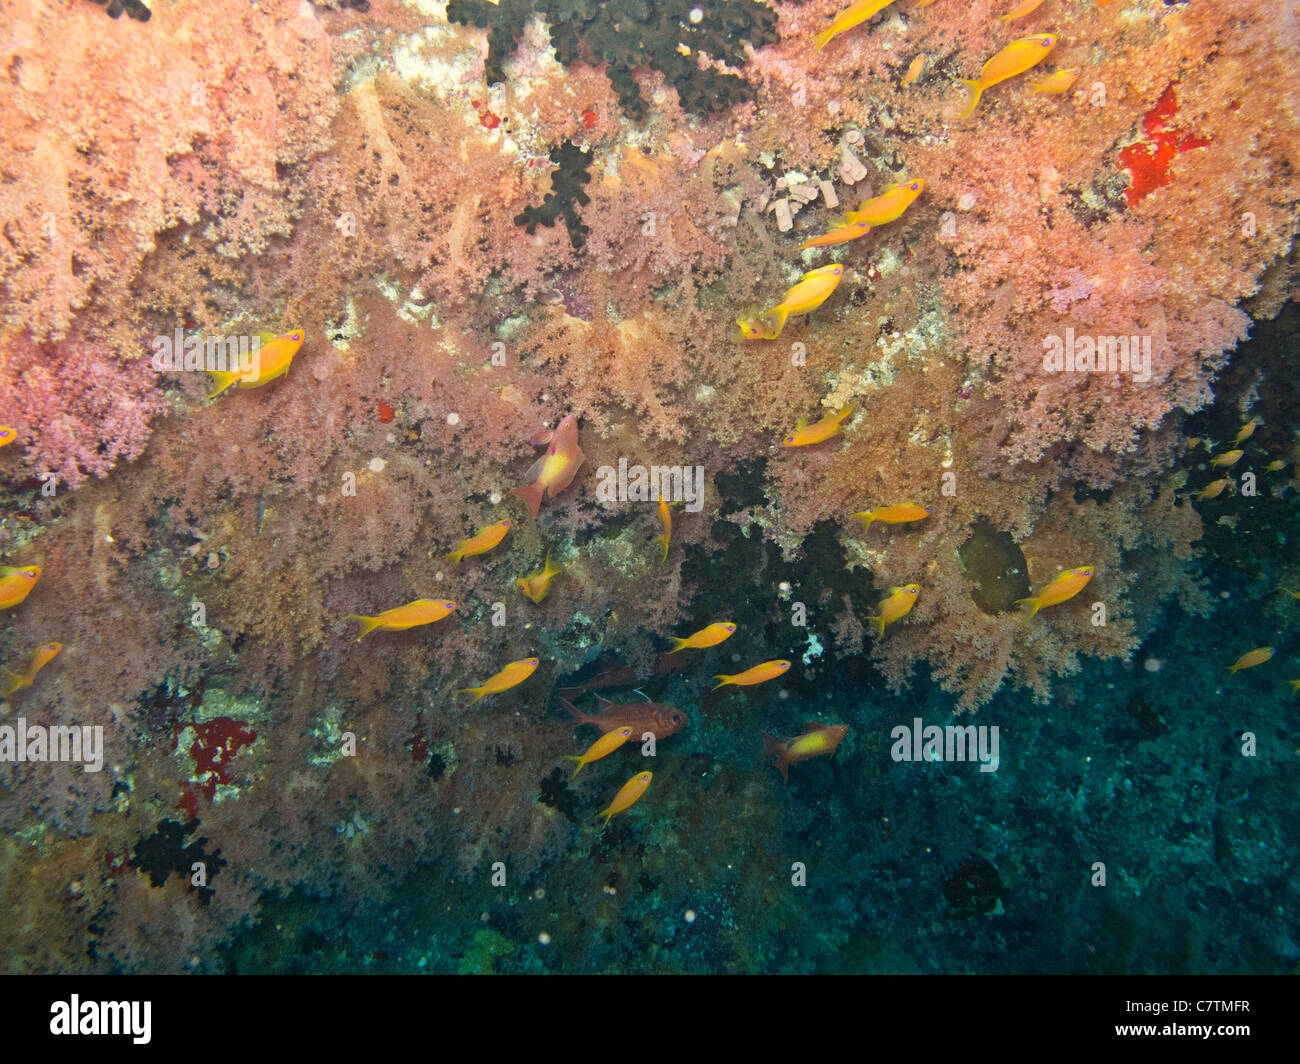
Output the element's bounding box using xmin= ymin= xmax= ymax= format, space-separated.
xmin=910 ymin=182 xmax=920 ymax=190
xmin=785 ymin=436 xmax=795 ymax=443
xmin=291 ymin=332 xmax=301 ymax=341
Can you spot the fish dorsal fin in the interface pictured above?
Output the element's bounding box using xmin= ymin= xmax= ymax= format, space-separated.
xmin=595 ymin=693 xmax=617 ymax=707
xmin=795 ymin=417 xmax=807 ymax=431
xmin=804 ymin=721 xmax=826 ymax=732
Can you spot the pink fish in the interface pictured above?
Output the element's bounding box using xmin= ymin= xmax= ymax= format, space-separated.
xmin=513 ymin=414 xmax=585 ymax=519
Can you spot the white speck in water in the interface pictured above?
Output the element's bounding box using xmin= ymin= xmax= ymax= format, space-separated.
xmin=446 ymin=412 xmax=461 ymax=426
xmin=368 ymin=457 xmax=386 ymax=473
xmin=689 ymin=6 xmax=704 ymax=22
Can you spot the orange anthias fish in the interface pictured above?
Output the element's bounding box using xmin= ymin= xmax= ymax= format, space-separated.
xmin=513 ymin=414 xmax=585 ymax=519
xmin=567 ymin=726 xmax=634 ymax=780
xmin=999 ymin=0 xmax=1045 ymax=20
xmin=445 ymin=519 xmax=512 ymax=562
xmin=0 ymin=426 xmax=16 ymax=447
xmin=853 ymin=503 xmax=930 ymax=534
xmin=813 ymin=0 xmax=899 ymax=50
xmin=901 ymin=54 xmax=926 ymax=87
xmin=763 ymin=722 xmax=850 ymax=783
xmin=1014 ymin=565 xmax=1094 ymax=620
xmin=460 ymin=657 xmax=540 ymax=703
xmin=1209 ymin=449 xmax=1244 ymax=468
xmin=1194 ymin=479 xmax=1229 ymax=502
xmin=1034 ymin=67 xmax=1082 ymax=95
xmin=667 ymin=621 xmax=737 ymax=653
xmin=206 ymin=330 xmax=305 ymax=398
xmin=796 ymin=220 xmax=872 ymax=251
xmin=346 ymin=599 xmax=456 ymax=641
xmin=597 ymin=770 xmax=653 ymax=828
xmin=0 ymin=565 xmax=41 ymax=610
xmin=953 ymin=33 xmax=1057 ymax=118
xmin=516 ymin=552 xmax=563 ymax=604
xmin=1227 ymin=647 xmax=1274 ymax=674
xmin=783 ymin=402 xmax=857 ymax=447
xmin=653 ymin=499 xmax=674 ymax=561
xmin=736 ymin=264 xmax=846 ymax=341
xmin=867 ymin=584 xmax=920 ymax=639
xmin=1 ymin=641 xmax=61 ymax=697
xmin=562 ymin=694 xmax=688 ymax=741
xmin=843 ymin=179 xmax=925 ymax=227
xmin=713 ymin=659 xmax=792 ymax=690
xmin=1234 ymin=418 xmax=1260 ymax=445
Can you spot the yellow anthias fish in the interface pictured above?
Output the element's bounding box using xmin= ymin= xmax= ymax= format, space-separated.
xmin=901 ymin=55 xmax=926 ymax=87
xmin=783 ymin=402 xmax=857 ymax=447
xmin=1034 ymin=67 xmax=1081 ymax=95
xmin=1194 ymin=479 xmax=1228 ymax=502
xmin=743 ymin=265 xmax=847 ymax=341
xmin=513 ymin=414 xmax=585 ymax=519
xmin=206 ymin=330 xmax=305 ymax=398
xmin=667 ymin=621 xmax=737 ymax=653
xmin=597 ymin=770 xmax=653 ymax=828
xmin=999 ymin=0 xmax=1045 ymax=20
xmin=866 ymin=584 xmax=920 ymax=639
xmin=1234 ymin=418 xmax=1260 ymax=445
xmin=445 ymin=519 xmax=512 ymax=562
xmin=813 ymin=0 xmax=899 ymax=51
xmin=796 ymin=220 xmax=872 ymax=251
xmin=1014 ymin=565 xmax=1094 ymax=620
xmin=1265 ymin=459 xmax=1287 ymax=472
xmin=843 ymin=179 xmax=925 ymax=227
xmin=653 ymin=499 xmax=675 ymax=561
xmin=1227 ymin=647 xmax=1274 ymax=674
xmin=713 ymin=659 xmax=792 ymax=690
xmin=567 ymin=726 xmax=634 ymax=780
xmin=952 ymin=33 xmax=1057 ymax=119
xmin=516 ymin=552 xmax=563 ymax=604
xmin=0 ymin=565 xmax=41 ymax=610
xmin=459 ymin=657 xmax=540 ymax=703
xmin=346 ymin=599 xmax=456 ymax=641
xmin=1209 ymin=449 xmax=1244 ymax=468
xmin=1 ymin=641 xmax=61 ymax=697
xmin=853 ymin=502 xmax=931 ymax=534
xmin=763 ymin=723 xmax=850 ymax=783
xmin=0 ymin=426 xmax=16 ymax=447
xmin=1287 ymin=679 xmax=1300 ymax=698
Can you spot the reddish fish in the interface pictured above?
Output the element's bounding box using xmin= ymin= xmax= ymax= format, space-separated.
xmin=555 ymin=653 xmax=689 ymax=699
xmin=513 ymin=414 xmax=585 ymax=518
xmin=560 ymin=695 xmax=688 ymax=741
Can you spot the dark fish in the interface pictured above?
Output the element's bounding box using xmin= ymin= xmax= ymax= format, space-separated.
xmin=560 ymin=695 xmax=688 ymax=741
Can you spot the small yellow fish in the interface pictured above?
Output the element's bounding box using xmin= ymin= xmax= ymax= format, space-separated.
xmin=1279 ymin=587 xmax=1300 ymax=600
xmin=952 ymin=33 xmax=1057 ymax=118
xmin=852 ymin=502 xmax=931 ymax=534
xmin=866 ymin=584 xmax=920 ymax=639
xmin=1234 ymin=418 xmax=1260 ymax=445
xmin=1287 ymin=679 xmax=1300 ymax=698
xmin=653 ymin=499 xmax=674 ymax=561
xmin=515 ymin=552 xmax=563 ymax=604
xmin=1014 ymin=565 xmax=1094 ymax=620
xmin=1186 ymin=436 xmax=1204 ymax=450
xmin=206 ymin=330 xmax=305 ymax=398
xmin=1265 ymin=459 xmax=1287 ymax=472
xmin=0 ymin=426 xmax=16 ymax=448
xmin=783 ymin=402 xmax=857 ymax=447
xmin=713 ymin=659 xmax=792 ymax=690
xmin=843 ymin=179 xmax=925 ymax=228
xmin=1 ymin=641 xmax=61 ymax=697
xmin=1227 ymin=647 xmax=1274 ymax=674
xmin=1209 ymin=449 xmax=1244 ymax=468
xmin=459 ymin=657 xmax=540 ymax=703
xmin=763 ymin=723 xmax=850 ymax=783
xmin=901 ymin=54 xmax=926 ymax=86
xmin=1034 ymin=67 xmax=1081 ymax=95
xmin=346 ymin=599 xmax=456 ymax=640
xmin=445 ymin=519 xmax=512 ymax=562
xmin=741 ymin=265 xmax=847 ymax=341
xmin=0 ymin=565 xmax=41 ymax=610
xmin=796 ymin=221 xmax=872 ymax=251
xmin=813 ymin=0 xmax=900 ymax=51
xmin=567 ymin=726 xmax=634 ymax=780
xmin=999 ymin=0 xmax=1045 ymax=20
xmin=1194 ymin=479 xmax=1228 ymax=502
xmin=667 ymin=621 xmax=737 ymax=653
xmin=597 ymin=770 xmax=653 ymax=827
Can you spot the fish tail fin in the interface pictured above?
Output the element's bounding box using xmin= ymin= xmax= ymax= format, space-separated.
xmin=866 ymin=615 xmax=885 ymax=640
xmin=836 ymin=401 xmax=859 ymax=425
xmin=205 ymin=371 xmax=240 ymax=399
xmin=854 ymin=513 xmax=876 ymax=534
xmin=458 ymin=686 xmax=486 ymax=703
xmin=512 ymin=481 xmax=544 ymax=520
xmin=653 ymin=532 xmax=670 ymax=562
xmin=0 ymin=667 xmax=24 ymax=697
xmin=762 ymin=735 xmax=790 ymax=783
xmin=813 ymin=26 xmax=836 ymax=51
xmin=951 ymin=78 xmax=983 ymax=119
xmin=712 ymin=674 xmax=733 ymax=691
xmin=567 ymin=756 xmax=585 ymax=780
xmin=1288 ymin=680 xmax=1300 ymax=697
xmin=1012 ymin=597 xmax=1041 ymax=622
xmin=596 ymin=808 xmax=613 ymax=829
xmin=345 ymin=614 xmax=381 ymax=641
xmin=443 ymin=548 xmax=465 ymax=563
xmin=666 ymin=636 xmax=687 ymax=654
